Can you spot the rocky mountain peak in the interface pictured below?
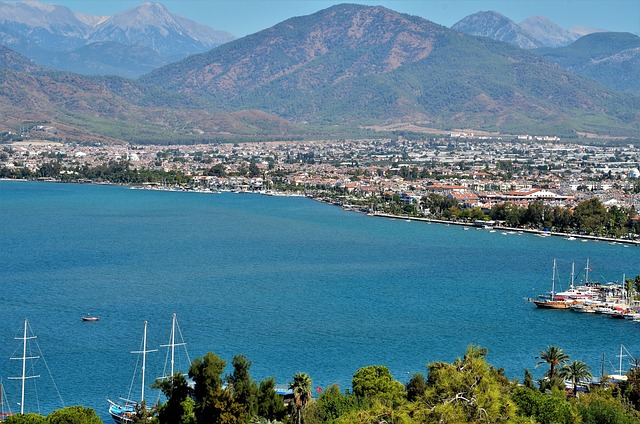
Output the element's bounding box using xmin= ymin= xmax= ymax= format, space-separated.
xmin=452 ymin=10 xmax=542 ymax=49
xmin=519 ymin=16 xmax=579 ymax=47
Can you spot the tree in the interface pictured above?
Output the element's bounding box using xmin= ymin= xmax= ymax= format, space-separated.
xmin=559 ymin=360 xmax=592 ymax=396
xmin=406 ymin=372 xmax=426 ymax=402
xmin=189 ymin=352 xmax=245 ymax=424
xmin=288 ymin=372 xmax=312 ymax=424
xmin=3 ymin=413 xmax=47 ymax=424
xmin=313 ymin=384 xmax=359 ymax=422
xmin=573 ymin=198 xmax=607 ymax=234
xmin=523 ymin=200 xmax=547 ymax=228
xmin=423 ymin=345 xmax=517 ymax=423
xmin=227 ymin=354 xmax=258 ymax=419
xmin=523 ymin=369 xmax=536 ymax=390
xmin=576 ymin=390 xmax=640 ymax=424
xmin=256 ymin=377 xmax=287 ymax=422
xmin=152 ymin=372 xmax=196 ymax=424
xmin=351 ymin=365 xmax=405 ymax=408
xmin=536 ymin=346 xmax=570 ymax=381
xmin=511 ymin=387 xmax=576 ymax=424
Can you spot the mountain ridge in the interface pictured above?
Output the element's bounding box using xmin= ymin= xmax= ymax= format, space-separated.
xmin=141 ymin=4 xmax=639 ymax=136
xmin=0 ymin=0 xmax=235 ymax=77
xmin=0 ymin=4 xmax=639 ymax=143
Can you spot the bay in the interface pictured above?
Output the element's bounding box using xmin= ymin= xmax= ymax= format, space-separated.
xmin=1 ymin=180 xmax=639 ymax=422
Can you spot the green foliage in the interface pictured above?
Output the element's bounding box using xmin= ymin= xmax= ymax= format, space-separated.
xmin=289 ymin=373 xmax=313 ymax=424
xmin=536 ymin=346 xmax=570 ymax=382
xmin=313 ymin=384 xmax=361 ymax=422
xmin=189 ymin=352 xmax=246 ymax=424
xmin=256 ymin=377 xmax=287 ymax=422
xmin=227 ymin=354 xmax=259 ymax=419
xmin=559 ymin=361 xmax=592 ymax=396
xmin=511 ymin=387 xmax=576 ymax=424
xmin=3 ymin=414 xmax=48 ymax=424
xmin=576 ymin=390 xmax=640 ymax=424
xmin=523 ymin=369 xmax=536 ymax=390
xmin=152 ymin=372 xmax=196 ymax=424
xmin=46 ymin=406 xmax=102 ymax=424
xmin=423 ymin=345 xmax=517 ymax=423
xmin=405 ymin=373 xmax=426 ymax=402
xmin=485 ymin=197 xmax=637 ymax=238
xmin=351 ymin=365 xmax=405 ymax=408
xmin=573 ymin=198 xmax=608 ymax=234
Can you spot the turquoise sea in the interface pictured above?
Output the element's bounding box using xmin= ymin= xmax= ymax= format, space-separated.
xmin=1 ymin=180 xmax=639 ymax=422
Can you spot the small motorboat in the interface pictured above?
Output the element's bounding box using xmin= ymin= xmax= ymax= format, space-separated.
xmin=82 ymin=314 xmax=99 ymax=322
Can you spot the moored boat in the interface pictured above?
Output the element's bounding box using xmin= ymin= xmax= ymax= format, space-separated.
xmin=108 ymin=314 xmax=191 ymax=424
xmin=108 ymin=321 xmax=156 ymax=424
xmin=529 ymin=259 xmax=573 ymax=309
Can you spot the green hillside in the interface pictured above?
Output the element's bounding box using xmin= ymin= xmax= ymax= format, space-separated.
xmin=142 ymin=5 xmax=640 ymax=137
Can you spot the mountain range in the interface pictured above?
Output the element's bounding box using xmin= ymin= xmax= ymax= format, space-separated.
xmin=0 ymin=1 xmax=235 ymax=77
xmin=450 ymin=11 xmax=640 ymax=95
xmin=451 ymin=11 xmax=587 ymax=49
xmin=0 ymin=3 xmax=638 ymax=144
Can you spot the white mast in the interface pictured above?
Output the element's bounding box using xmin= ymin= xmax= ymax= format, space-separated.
xmin=131 ymin=321 xmax=156 ymax=404
xmin=571 ymin=262 xmax=575 ymax=289
xmin=160 ymin=313 xmax=187 ymax=379
xmin=9 ymin=319 xmax=40 ymax=414
xmin=551 ymin=259 xmax=557 ymax=300
xmin=618 ymin=344 xmax=626 ymax=376
xmin=585 ymin=258 xmax=590 ymax=285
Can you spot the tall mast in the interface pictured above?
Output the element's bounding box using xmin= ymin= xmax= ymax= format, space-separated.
xmin=9 ymin=319 xmax=39 ymax=414
xmin=160 ymin=313 xmax=186 ymax=379
xmin=551 ymin=259 xmax=556 ymax=301
xmin=571 ymin=262 xmax=575 ymax=289
xmin=585 ymin=258 xmax=590 ymax=285
xmin=170 ymin=314 xmax=175 ymax=378
xmin=619 ymin=344 xmax=625 ymax=376
xmin=131 ymin=321 xmax=156 ymax=404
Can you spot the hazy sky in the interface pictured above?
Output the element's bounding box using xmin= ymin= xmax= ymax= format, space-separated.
xmin=27 ymin=0 xmax=640 ymax=37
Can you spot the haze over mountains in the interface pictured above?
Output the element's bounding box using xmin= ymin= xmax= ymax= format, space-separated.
xmin=0 ymin=0 xmax=235 ymax=77
xmin=0 ymin=2 xmax=638 ymax=144
xmin=452 ymin=11 xmax=590 ymax=49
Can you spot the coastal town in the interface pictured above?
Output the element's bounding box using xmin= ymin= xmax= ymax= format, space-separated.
xmin=3 ymin=132 xmax=640 ymax=215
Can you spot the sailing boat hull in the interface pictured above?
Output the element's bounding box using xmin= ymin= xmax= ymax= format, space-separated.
xmin=108 ymin=402 xmax=134 ymax=424
xmin=531 ymin=299 xmax=571 ymax=309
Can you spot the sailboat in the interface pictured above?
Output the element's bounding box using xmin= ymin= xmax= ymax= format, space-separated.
xmin=108 ymin=321 xmax=157 ymax=424
xmin=529 ymin=259 xmax=572 ymax=309
xmin=159 ymin=313 xmax=191 ymax=382
xmin=5 ymin=318 xmax=63 ymax=418
xmin=108 ymin=314 xmax=191 ymax=424
xmin=0 ymin=379 xmax=14 ymax=422
xmin=7 ymin=318 xmax=39 ymax=416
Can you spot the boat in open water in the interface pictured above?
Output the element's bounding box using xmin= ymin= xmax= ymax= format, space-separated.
xmin=82 ymin=313 xmax=99 ymax=322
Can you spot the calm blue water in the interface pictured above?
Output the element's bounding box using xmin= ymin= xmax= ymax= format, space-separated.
xmin=1 ymin=180 xmax=639 ymax=422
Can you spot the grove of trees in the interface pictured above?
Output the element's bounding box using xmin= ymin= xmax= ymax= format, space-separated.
xmin=6 ymin=345 xmax=640 ymax=423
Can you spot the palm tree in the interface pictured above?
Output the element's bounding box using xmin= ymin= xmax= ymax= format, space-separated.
xmin=559 ymin=360 xmax=592 ymax=396
xmin=288 ymin=372 xmax=312 ymax=424
xmin=535 ymin=346 xmax=569 ymax=379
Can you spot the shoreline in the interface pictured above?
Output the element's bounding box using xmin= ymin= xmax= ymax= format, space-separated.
xmin=368 ymin=212 xmax=640 ymax=246
xmin=3 ymin=178 xmax=639 ymax=246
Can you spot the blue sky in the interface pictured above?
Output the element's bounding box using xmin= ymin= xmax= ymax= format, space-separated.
xmin=32 ymin=0 xmax=640 ymax=37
